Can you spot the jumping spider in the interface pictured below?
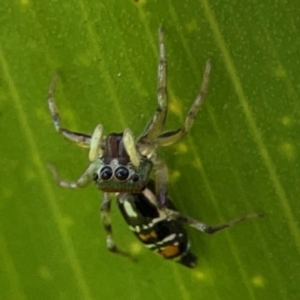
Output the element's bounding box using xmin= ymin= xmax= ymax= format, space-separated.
xmin=47 ymin=27 xmax=211 ymax=257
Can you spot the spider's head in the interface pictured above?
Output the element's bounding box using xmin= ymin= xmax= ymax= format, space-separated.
xmin=90 ymin=128 xmax=153 ymax=193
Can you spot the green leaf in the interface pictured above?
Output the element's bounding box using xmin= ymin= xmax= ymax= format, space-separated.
xmin=0 ymin=0 xmax=299 ymax=299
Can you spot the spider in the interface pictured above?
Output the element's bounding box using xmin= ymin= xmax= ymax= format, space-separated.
xmin=47 ymin=27 xmax=211 ymax=257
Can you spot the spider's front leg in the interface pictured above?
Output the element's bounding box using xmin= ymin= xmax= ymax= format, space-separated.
xmin=100 ymin=193 xmax=136 ymax=261
xmin=47 ymin=73 xmax=92 ymax=148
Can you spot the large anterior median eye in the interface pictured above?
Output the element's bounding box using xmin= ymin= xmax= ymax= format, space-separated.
xmin=115 ymin=166 xmax=130 ymax=181
xmin=100 ymin=166 xmax=113 ymax=181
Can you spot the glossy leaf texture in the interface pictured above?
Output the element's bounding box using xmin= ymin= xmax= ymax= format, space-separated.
xmin=0 ymin=1 xmax=299 ymax=300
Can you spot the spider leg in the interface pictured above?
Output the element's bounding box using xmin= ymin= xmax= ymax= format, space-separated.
xmin=47 ymin=73 xmax=91 ymax=148
xmin=164 ymin=208 xmax=263 ymax=234
xmin=137 ymin=27 xmax=167 ymax=145
xmin=47 ymin=161 xmax=99 ymax=188
xmin=153 ymin=157 xmax=169 ymax=208
xmin=155 ymin=59 xmax=212 ymax=146
xmin=100 ymin=193 xmax=136 ymax=260
xmin=134 ymin=27 xmax=169 ymax=206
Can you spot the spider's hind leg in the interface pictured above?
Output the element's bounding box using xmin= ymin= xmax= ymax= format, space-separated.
xmin=164 ymin=208 xmax=263 ymax=234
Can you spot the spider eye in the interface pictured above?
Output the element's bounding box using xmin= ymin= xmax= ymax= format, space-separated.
xmin=131 ymin=174 xmax=139 ymax=182
xmin=100 ymin=166 xmax=113 ymax=181
xmin=115 ymin=166 xmax=129 ymax=181
xmin=93 ymin=173 xmax=99 ymax=181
